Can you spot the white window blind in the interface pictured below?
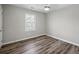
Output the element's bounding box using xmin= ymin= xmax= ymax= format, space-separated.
xmin=25 ymin=14 xmax=36 ymax=31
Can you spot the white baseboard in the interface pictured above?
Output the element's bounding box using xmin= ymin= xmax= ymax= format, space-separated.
xmin=47 ymin=34 xmax=79 ymax=47
xmin=3 ymin=34 xmax=45 ymax=45
xmin=3 ymin=34 xmax=79 ymax=47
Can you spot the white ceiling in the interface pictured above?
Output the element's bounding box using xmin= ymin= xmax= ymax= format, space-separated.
xmin=11 ymin=4 xmax=70 ymax=13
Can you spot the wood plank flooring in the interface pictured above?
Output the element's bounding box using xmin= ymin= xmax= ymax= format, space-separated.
xmin=0 ymin=35 xmax=79 ymax=54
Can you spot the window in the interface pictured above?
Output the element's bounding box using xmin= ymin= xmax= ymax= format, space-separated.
xmin=25 ymin=14 xmax=36 ymax=31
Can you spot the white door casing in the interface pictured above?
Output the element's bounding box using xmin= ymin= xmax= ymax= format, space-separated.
xmin=0 ymin=5 xmax=2 ymax=48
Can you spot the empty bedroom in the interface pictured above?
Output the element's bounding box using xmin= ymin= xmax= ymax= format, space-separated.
xmin=0 ymin=4 xmax=79 ymax=54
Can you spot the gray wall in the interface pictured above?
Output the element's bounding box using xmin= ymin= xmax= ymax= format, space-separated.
xmin=47 ymin=5 xmax=79 ymax=45
xmin=2 ymin=5 xmax=46 ymax=44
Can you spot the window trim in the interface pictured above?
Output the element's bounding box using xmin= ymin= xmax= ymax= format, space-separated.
xmin=25 ymin=14 xmax=36 ymax=32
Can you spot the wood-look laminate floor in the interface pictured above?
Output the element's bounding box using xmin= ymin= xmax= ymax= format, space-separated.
xmin=0 ymin=35 xmax=79 ymax=54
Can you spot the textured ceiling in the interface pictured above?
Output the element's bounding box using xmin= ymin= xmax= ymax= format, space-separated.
xmin=11 ymin=4 xmax=70 ymax=13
